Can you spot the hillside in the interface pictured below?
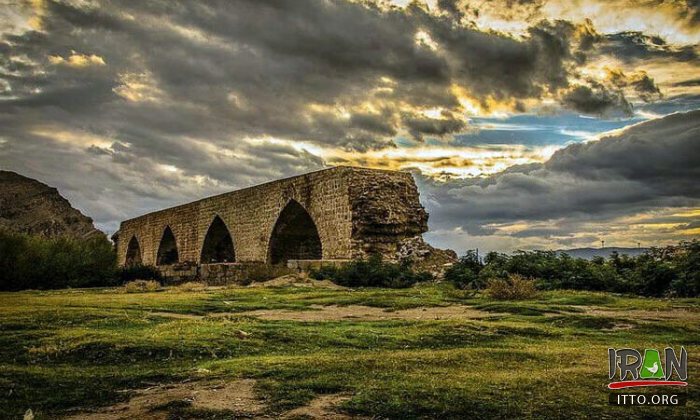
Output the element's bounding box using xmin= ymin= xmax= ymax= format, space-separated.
xmin=0 ymin=170 xmax=103 ymax=238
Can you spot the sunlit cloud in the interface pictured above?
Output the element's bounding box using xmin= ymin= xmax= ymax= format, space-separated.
xmin=415 ymin=29 xmax=439 ymax=50
xmin=398 ymin=0 xmax=700 ymax=45
xmin=28 ymin=0 xmax=46 ymax=31
xmin=541 ymin=1 xmax=700 ymax=45
xmin=29 ymin=127 xmax=114 ymax=149
xmin=322 ymin=143 xmax=560 ymax=179
xmin=113 ymin=72 xmax=165 ymax=103
xmin=48 ymin=51 xmax=106 ymax=68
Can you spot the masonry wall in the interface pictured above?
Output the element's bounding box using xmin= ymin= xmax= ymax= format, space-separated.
xmin=115 ymin=166 xmax=428 ymax=268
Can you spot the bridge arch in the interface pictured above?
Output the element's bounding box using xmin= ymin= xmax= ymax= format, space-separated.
xmin=125 ymin=235 xmax=142 ymax=266
xmin=268 ymin=199 xmax=322 ymax=264
xmin=156 ymin=226 xmax=179 ymax=265
xmin=201 ymin=215 xmax=236 ymax=263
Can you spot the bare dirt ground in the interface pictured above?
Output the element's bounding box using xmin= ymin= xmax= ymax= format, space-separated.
xmin=580 ymin=306 xmax=700 ymax=321
xmin=247 ymin=274 xmax=346 ymax=290
xmin=63 ymin=378 xmax=355 ymax=419
xmin=281 ymin=394 xmax=355 ymax=419
xmin=64 ymin=379 xmax=265 ymax=419
xmin=146 ymin=302 xmax=698 ymax=327
xmin=148 ymin=304 xmax=501 ymax=322
xmin=235 ymin=304 xmax=498 ymax=321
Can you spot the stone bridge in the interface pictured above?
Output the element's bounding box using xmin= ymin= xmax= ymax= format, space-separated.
xmin=114 ymin=167 xmax=432 ymax=280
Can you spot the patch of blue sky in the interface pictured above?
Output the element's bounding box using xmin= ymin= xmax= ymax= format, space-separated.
xmin=393 ymin=96 xmax=699 ymax=150
xmin=637 ymin=94 xmax=700 ymax=116
xmin=393 ymin=136 xmax=416 ymax=147
xmin=454 ymin=112 xmax=646 ymax=147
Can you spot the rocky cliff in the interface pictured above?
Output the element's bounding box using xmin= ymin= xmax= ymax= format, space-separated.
xmin=0 ymin=171 xmax=103 ymax=238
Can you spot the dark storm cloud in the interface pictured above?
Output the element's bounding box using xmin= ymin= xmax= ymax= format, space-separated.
xmin=0 ymin=0 xmax=693 ymax=233
xmin=419 ymin=110 xmax=700 ymax=236
xmin=674 ymin=77 xmax=700 ymax=86
xmin=402 ymin=112 xmax=466 ymax=141
xmin=1 ymin=0 xmax=646 ymax=151
xmin=560 ymin=82 xmax=632 ymax=116
xmin=600 ymin=31 xmax=699 ymax=63
xmin=421 ymin=13 xmax=585 ymax=100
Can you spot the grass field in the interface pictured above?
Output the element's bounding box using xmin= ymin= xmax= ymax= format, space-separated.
xmin=0 ymin=282 xmax=698 ymax=419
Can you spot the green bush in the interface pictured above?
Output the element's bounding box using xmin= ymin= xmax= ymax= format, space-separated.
xmin=311 ymin=254 xmax=432 ymax=288
xmin=0 ymin=230 xmax=117 ymax=291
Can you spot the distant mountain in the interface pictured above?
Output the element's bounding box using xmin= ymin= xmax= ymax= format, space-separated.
xmin=557 ymin=247 xmax=648 ymax=260
xmin=0 ymin=171 xmax=103 ymax=238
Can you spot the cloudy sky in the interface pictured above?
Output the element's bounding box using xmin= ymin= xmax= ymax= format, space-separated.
xmin=1 ymin=0 xmax=699 ymax=253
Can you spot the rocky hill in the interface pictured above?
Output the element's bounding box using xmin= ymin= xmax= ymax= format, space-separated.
xmin=0 ymin=171 xmax=103 ymax=238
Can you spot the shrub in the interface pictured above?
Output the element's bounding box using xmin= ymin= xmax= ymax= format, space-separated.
xmin=0 ymin=230 xmax=117 ymax=291
xmin=117 ymin=264 xmax=161 ymax=284
xmin=485 ymin=274 xmax=538 ymax=300
xmin=123 ymin=280 xmax=160 ymax=293
xmin=311 ymin=254 xmax=432 ymax=288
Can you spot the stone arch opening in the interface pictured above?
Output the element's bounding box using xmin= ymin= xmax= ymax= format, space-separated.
xmin=156 ymin=226 xmax=179 ymax=265
xmin=201 ymin=216 xmax=236 ymax=263
xmin=268 ymin=200 xmax=322 ymax=264
xmin=125 ymin=235 xmax=142 ymax=266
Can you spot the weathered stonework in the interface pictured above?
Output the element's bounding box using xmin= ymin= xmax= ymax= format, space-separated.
xmin=114 ymin=166 xmax=445 ymax=281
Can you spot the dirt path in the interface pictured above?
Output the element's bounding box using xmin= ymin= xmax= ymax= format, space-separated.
xmin=247 ymin=275 xmax=346 ymax=289
xmin=281 ymin=394 xmax=356 ymax=419
xmin=147 ymin=304 xmax=500 ymax=322
xmin=146 ymin=303 xmax=698 ymax=324
xmin=63 ymin=379 xmax=266 ymax=419
xmin=577 ymin=306 xmax=699 ymax=321
xmin=63 ymin=379 xmax=358 ymax=420
xmin=236 ymin=304 xmax=498 ymax=321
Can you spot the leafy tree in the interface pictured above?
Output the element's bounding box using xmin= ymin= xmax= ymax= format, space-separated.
xmin=0 ymin=230 xmax=117 ymax=290
xmin=447 ymin=240 xmax=700 ymax=297
xmin=444 ymin=249 xmax=484 ymax=290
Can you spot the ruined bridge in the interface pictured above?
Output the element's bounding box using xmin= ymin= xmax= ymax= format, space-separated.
xmin=115 ymin=167 xmax=432 ymax=281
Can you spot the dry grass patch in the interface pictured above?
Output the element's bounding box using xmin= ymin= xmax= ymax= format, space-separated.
xmin=486 ymin=274 xmax=538 ymax=300
xmin=174 ymin=282 xmax=206 ymax=292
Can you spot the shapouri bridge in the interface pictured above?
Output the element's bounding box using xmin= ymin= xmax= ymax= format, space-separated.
xmin=114 ymin=167 xmax=431 ymax=282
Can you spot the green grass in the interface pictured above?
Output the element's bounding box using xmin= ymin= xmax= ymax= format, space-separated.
xmin=0 ymin=284 xmax=698 ymax=419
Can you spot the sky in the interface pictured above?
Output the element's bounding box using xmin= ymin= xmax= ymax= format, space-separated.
xmin=1 ymin=0 xmax=699 ymax=253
